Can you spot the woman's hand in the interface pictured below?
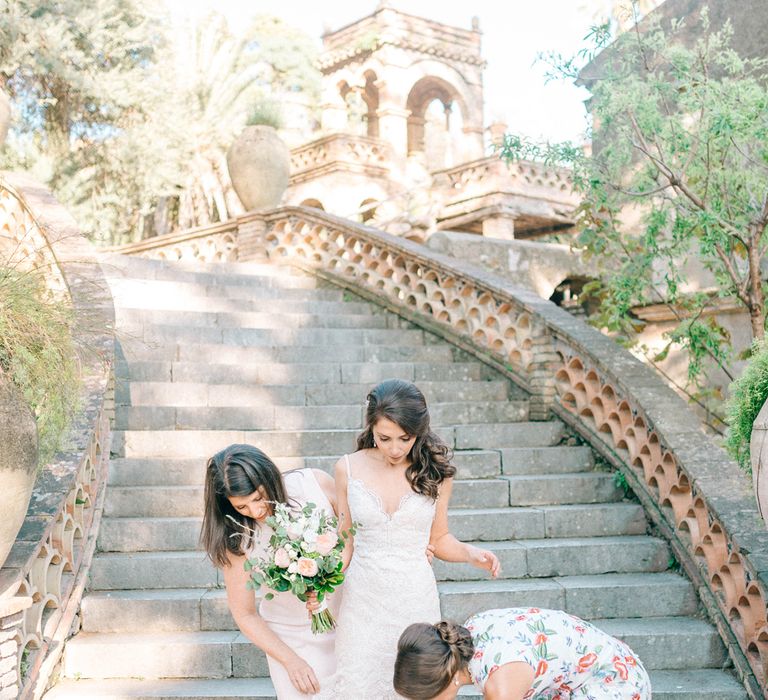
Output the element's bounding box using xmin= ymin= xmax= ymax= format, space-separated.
xmin=425 ymin=543 xmax=436 ymax=564
xmin=305 ymin=590 xmax=321 ymax=617
xmin=284 ymin=653 xmax=320 ymax=695
xmin=468 ymin=546 xmax=501 ymax=578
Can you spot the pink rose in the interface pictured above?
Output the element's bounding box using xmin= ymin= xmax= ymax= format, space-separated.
xmin=297 ymin=557 xmax=319 ymax=577
xmin=274 ymin=547 xmax=291 ymax=568
xmin=315 ymin=531 xmax=338 ymax=556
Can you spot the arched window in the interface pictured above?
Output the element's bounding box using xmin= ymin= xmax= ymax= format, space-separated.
xmin=300 ymin=199 xmax=325 ymax=211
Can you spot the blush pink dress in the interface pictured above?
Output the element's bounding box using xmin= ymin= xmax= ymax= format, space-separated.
xmin=247 ymin=469 xmax=340 ymax=700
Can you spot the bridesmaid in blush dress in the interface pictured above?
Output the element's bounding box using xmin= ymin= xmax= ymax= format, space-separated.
xmin=200 ymin=443 xmax=340 ymax=699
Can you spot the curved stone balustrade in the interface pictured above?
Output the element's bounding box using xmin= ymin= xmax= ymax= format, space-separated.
xmin=111 ymin=205 xmax=766 ymax=698
xmin=0 ymin=173 xmax=114 ymax=699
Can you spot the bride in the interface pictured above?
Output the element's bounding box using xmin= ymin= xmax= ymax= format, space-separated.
xmin=329 ymin=379 xmax=501 ymax=699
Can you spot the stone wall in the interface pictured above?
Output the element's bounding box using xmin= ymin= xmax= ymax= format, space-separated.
xmin=0 ymin=173 xmax=114 ymax=699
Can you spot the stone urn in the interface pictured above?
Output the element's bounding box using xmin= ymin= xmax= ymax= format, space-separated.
xmin=226 ymin=125 xmax=290 ymax=211
xmin=0 ymin=90 xmax=10 ymax=146
xmin=0 ymin=374 xmax=38 ymax=568
xmin=750 ymin=399 xmax=768 ymax=524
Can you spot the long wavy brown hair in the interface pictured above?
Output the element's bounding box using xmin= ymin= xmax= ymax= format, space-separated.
xmin=394 ymin=620 xmax=475 ymax=698
xmin=356 ymin=379 xmax=455 ymax=499
xmin=200 ymin=443 xmax=289 ymax=568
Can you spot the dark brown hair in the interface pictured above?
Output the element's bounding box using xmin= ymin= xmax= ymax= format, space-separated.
xmin=394 ymin=621 xmax=474 ymax=698
xmin=200 ymin=443 xmax=288 ymax=567
xmin=357 ymin=379 xmax=455 ymax=498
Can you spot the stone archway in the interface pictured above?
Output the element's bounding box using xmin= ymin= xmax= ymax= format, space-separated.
xmin=406 ymin=76 xmax=463 ymax=158
xmin=300 ymin=198 xmax=325 ymax=211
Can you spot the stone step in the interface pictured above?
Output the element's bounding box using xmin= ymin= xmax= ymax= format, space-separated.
xmin=43 ymin=669 xmax=751 ymax=700
xmin=432 ymin=535 xmax=669 ymax=581
xmin=107 ymin=450 xmax=504 ymax=487
xmin=118 ymin=325 xmax=429 ymax=349
xmin=114 ymin=400 xmax=529 ymax=431
xmin=117 ymin=360 xmax=483 ymax=385
xmin=60 ymin=631 xmax=269 ymax=680
xmin=499 ymin=445 xmax=594 ymax=475
xmin=506 ymin=472 xmax=623 ymax=506
xmin=104 ymin=466 xmax=622 ymax=519
xmin=454 ymin=421 xmax=565 ymax=449
xmin=113 ymin=422 xmax=562 ymax=458
xmin=117 ymin=342 xmax=458 ymax=365
xmin=103 ymin=256 xmax=321 ymax=289
xmin=102 ymin=253 xmax=308 ymax=279
xmin=84 ymin=537 xmax=670 ymax=619
xmin=438 ymin=572 xmax=698 ymax=622
xmin=104 ymin=477 xmax=514 ymax=517
xmin=117 ymin=307 xmax=393 ymax=330
xmin=109 ymin=281 xmax=373 ymax=315
xmin=78 ymin=592 xmax=721 ymax=672
xmin=96 ymin=503 xmax=647 ymax=555
xmin=66 ymin=573 xmax=698 ymax=678
xmin=82 ymin=567 xmax=696 ymax=636
xmin=117 ymin=379 xmax=514 ymax=407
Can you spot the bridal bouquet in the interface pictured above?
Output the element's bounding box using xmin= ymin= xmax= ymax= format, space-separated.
xmin=245 ymin=501 xmax=353 ymax=634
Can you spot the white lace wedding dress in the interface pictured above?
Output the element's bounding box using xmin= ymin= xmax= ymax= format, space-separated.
xmin=328 ymin=455 xmax=442 ymax=699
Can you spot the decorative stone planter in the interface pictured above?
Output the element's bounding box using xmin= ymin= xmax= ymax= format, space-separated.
xmin=750 ymin=398 xmax=768 ymax=524
xmin=226 ymin=125 xmax=290 ymax=211
xmin=0 ymin=90 xmax=10 ymax=146
xmin=0 ymin=374 xmax=38 ymax=568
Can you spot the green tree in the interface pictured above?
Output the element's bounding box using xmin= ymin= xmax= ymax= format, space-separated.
xmin=502 ymin=9 xmax=768 ymax=421
xmin=0 ymin=3 xmax=320 ymax=244
xmin=0 ymin=0 xmax=165 ymax=243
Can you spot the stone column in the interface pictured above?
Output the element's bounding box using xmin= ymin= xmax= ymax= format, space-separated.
xmin=482 ymin=213 xmax=516 ymax=240
xmin=237 ymin=218 xmax=268 ymax=261
xmin=377 ymin=107 xmax=411 ymax=160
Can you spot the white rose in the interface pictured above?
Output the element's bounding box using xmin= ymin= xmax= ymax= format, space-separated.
xmin=287 ymin=519 xmax=306 ymax=540
xmin=288 ymin=561 xmax=299 ymax=574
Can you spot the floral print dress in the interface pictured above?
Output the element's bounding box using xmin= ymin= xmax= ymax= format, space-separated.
xmin=465 ymin=608 xmax=651 ymax=700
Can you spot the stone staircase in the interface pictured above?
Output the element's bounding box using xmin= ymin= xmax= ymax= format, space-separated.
xmin=46 ymin=255 xmax=747 ymax=699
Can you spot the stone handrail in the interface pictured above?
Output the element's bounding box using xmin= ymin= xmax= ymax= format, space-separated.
xmin=111 ymin=206 xmax=766 ymax=698
xmin=433 ymin=155 xmax=578 ymax=203
xmin=289 ymin=133 xmax=391 ymax=184
xmin=0 ymin=172 xmax=114 ymax=699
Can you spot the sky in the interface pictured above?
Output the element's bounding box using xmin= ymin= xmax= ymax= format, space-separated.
xmin=167 ymin=0 xmax=608 ymax=144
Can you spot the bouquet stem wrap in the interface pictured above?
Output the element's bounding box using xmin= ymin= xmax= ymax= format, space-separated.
xmin=310 ymin=597 xmax=336 ymax=635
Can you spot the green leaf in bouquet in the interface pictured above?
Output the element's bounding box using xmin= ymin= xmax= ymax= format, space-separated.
xmin=244 ymin=559 xmax=253 ymax=571
xmin=264 ymin=593 xmax=274 ymax=600
xmin=246 ymin=580 xmax=256 ymax=591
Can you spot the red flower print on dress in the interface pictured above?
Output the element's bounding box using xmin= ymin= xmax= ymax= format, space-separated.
xmin=535 ymin=660 xmax=548 ymax=677
xmin=614 ymin=661 xmax=629 ymax=681
xmin=473 ymin=650 xmax=483 ymax=660
xmin=553 ymin=675 xmax=563 ymax=684
xmin=631 ymin=694 xmax=641 ymax=700
xmin=577 ymin=652 xmax=598 ymax=672
xmin=575 ymin=625 xmax=586 ymax=633
xmin=625 ymin=655 xmax=637 ymax=667
xmin=604 ymin=675 xmax=614 ymax=684
xmin=527 ymin=607 xmax=540 ymax=613
xmin=488 ymin=665 xmax=500 ymax=678
xmin=516 ymin=615 xmax=527 ymax=621
xmin=559 ymin=683 xmax=573 ymax=692
xmin=534 ymin=633 xmax=547 ymax=645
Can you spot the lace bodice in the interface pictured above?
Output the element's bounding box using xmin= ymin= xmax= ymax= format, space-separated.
xmin=347 ymin=477 xmax=436 ymax=560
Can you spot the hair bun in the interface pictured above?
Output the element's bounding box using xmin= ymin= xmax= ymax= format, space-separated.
xmin=435 ymin=621 xmax=460 ymax=645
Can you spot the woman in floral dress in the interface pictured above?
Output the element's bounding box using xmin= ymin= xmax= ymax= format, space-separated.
xmin=394 ymin=607 xmax=651 ymax=699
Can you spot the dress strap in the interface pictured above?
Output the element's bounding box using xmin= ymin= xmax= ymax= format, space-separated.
xmin=344 ymin=453 xmax=352 ymax=479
